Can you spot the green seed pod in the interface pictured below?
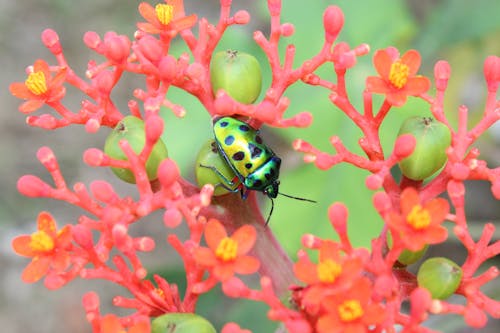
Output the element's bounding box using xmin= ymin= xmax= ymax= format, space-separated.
xmin=151 ymin=313 xmax=216 ymax=333
xmin=417 ymin=257 xmax=463 ymax=300
xmin=398 ymin=116 xmax=451 ymax=180
xmin=210 ymin=50 xmax=262 ymax=104
xmin=195 ymin=139 xmax=240 ymax=196
xmin=104 ymin=116 xmax=168 ymax=183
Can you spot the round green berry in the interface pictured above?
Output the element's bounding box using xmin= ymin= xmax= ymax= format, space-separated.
xmin=417 ymin=257 xmax=463 ymax=300
xmin=398 ymin=116 xmax=451 ymax=180
xmin=210 ymin=50 xmax=262 ymax=104
xmin=151 ymin=313 xmax=216 ymax=333
xmin=104 ymin=116 xmax=168 ymax=183
xmin=195 ymin=139 xmax=240 ymax=196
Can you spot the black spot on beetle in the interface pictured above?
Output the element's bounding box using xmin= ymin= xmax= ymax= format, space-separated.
xmin=220 ymin=121 xmax=229 ymax=127
xmin=248 ymin=143 xmax=263 ymax=158
xmin=255 ymin=135 xmax=263 ymax=144
xmin=245 ymin=163 xmax=253 ymax=169
xmin=232 ymin=151 xmax=245 ymax=161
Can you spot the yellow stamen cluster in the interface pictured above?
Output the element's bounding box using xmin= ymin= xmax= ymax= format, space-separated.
xmin=317 ymin=259 xmax=342 ymax=283
xmin=29 ymin=231 xmax=54 ymax=252
xmin=389 ymin=60 xmax=409 ymax=89
xmin=155 ymin=4 xmax=174 ymax=25
xmin=338 ymin=299 xmax=364 ymax=322
xmin=25 ymin=71 xmax=48 ymax=95
xmin=407 ymin=205 xmax=431 ymax=230
xmin=215 ymin=237 xmax=238 ymax=262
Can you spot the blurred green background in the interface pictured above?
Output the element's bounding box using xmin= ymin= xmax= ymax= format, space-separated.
xmin=0 ymin=0 xmax=498 ymax=332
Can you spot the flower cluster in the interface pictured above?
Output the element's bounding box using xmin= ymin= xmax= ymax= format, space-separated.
xmin=10 ymin=0 xmax=499 ymax=332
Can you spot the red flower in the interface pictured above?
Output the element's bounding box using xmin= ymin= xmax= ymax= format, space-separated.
xmin=9 ymin=59 xmax=66 ymax=113
xmin=294 ymin=241 xmax=363 ymax=311
xmin=137 ymin=0 xmax=197 ymax=35
xmin=366 ymin=48 xmax=430 ymax=106
xmin=100 ymin=314 xmax=150 ymax=333
xmin=194 ymin=219 xmax=259 ymax=281
xmin=388 ymin=187 xmax=449 ymax=252
xmin=316 ymin=277 xmax=385 ymax=333
xmin=12 ymin=212 xmax=72 ymax=283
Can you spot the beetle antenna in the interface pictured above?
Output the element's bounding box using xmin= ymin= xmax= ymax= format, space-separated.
xmin=265 ymin=198 xmax=274 ymax=226
xmin=278 ymin=192 xmax=316 ymax=203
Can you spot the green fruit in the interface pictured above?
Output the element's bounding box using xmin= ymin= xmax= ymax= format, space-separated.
xmin=104 ymin=116 xmax=168 ymax=183
xmin=417 ymin=257 xmax=463 ymax=300
xmin=151 ymin=313 xmax=216 ymax=333
xmin=398 ymin=117 xmax=451 ymax=180
xmin=210 ymin=50 xmax=262 ymax=104
xmin=195 ymin=139 xmax=240 ymax=196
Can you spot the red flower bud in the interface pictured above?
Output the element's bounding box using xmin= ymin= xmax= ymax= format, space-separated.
xmin=434 ymin=60 xmax=451 ymax=91
xmin=483 ymin=55 xmax=500 ymax=92
xmin=323 ymin=6 xmax=344 ymax=43
xmin=17 ymin=175 xmax=52 ymax=197
xmin=41 ymin=29 xmax=62 ymax=54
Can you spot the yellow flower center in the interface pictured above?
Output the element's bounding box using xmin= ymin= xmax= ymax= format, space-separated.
xmin=215 ymin=237 xmax=238 ymax=262
xmin=407 ymin=205 xmax=431 ymax=230
xmin=389 ymin=60 xmax=409 ymax=89
xmin=317 ymin=259 xmax=342 ymax=283
xmin=155 ymin=4 xmax=174 ymax=25
xmin=338 ymin=299 xmax=364 ymax=322
xmin=30 ymin=230 xmax=54 ymax=252
xmin=25 ymin=71 xmax=48 ymax=95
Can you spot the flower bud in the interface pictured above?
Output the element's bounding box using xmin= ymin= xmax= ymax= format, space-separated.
xmin=323 ymin=6 xmax=344 ymax=43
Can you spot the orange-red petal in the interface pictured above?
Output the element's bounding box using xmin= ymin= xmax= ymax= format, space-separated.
xmin=52 ymin=250 xmax=71 ymax=271
xmin=400 ymin=50 xmax=421 ymax=76
xmin=400 ymin=188 xmax=420 ymax=215
xmin=193 ymin=247 xmax=217 ymax=267
xmin=294 ymin=257 xmax=319 ymax=284
xmin=386 ymin=89 xmax=409 ymax=107
xmin=138 ymin=2 xmax=158 ymax=24
xmin=318 ymin=241 xmax=341 ymax=262
xmin=12 ymin=235 xmax=36 ymax=257
xmin=366 ymin=77 xmax=390 ymax=94
xmin=404 ymin=76 xmax=431 ymax=96
xmin=213 ymin=262 xmax=235 ymax=281
xmin=233 ymin=255 xmax=260 ymax=275
xmin=205 ymin=219 xmax=227 ymax=251
xmin=9 ymin=82 xmax=35 ymax=99
xmin=232 ymin=225 xmax=256 ymax=256
xmin=38 ymin=212 xmax=57 ymax=237
xmin=22 ymin=256 xmax=51 ymax=283
xmin=170 ymin=14 xmax=197 ymax=31
xmin=137 ymin=22 xmax=162 ymax=34
xmin=425 ymin=198 xmax=449 ymax=224
xmin=19 ymin=99 xmax=45 ymax=113
xmin=373 ymin=50 xmax=393 ymax=78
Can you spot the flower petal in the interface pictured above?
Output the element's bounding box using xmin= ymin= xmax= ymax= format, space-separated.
xmin=205 ymin=219 xmax=227 ymax=251
xmin=400 ymin=188 xmax=420 ymax=215
xmin=400 ymin=50 xmax=421 ymax=76
xmin=52 ymin=250 xmax=71 ymax=271
xmin=138 ymin=2 xmax=158 ymax=23
xmin=12 ymin=235 xmax=36 ymax=257
xmin=404 ymin=76 xmax=431 ymax=96
xmin=171 ymin=14 xmax=198 ymax=31
xmin=232 ymin=225 xmax=256 ymax=255
xmin=193 ymin=247 xmax=217 ymax=267
xmin=319 ymin=240 xmax=341 ymax=262
xmin=366 ymin=77 xmax=390 ymax=94
xmin=9 ymin=82 xmax=35 ymax=99
xmin=294 ymin=257 xmax=320 ymax=284
xmin=136 ymin=22 xmax=162 ymax=34
xmin=19 ymin=99 xmax=45 ymax=113
xmin=386 ymin=90 xmax=408 ymax=107
xmin=213 ymin=263 xmax=235 ymax=281
xmin=425 ymin=198 xmax=449 ymax=225
xmin=373 ymin=50 xmax=393 ymax=78
xmin=38 ymin=211 xmax=57 ymax=237
xmin=22 ymin=256 xmax=51 ymax=283
xmin=233 ymin=256 xmax=260 ymax=275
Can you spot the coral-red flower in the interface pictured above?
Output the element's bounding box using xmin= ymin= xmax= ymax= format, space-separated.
xmin=137 ymin=0 xmax=197 ymax=35
xmin=12 ymin=211 xmax=72 ymax=283
xmin=366 ymin=48 xmax=430 ymax=106
xmin=9 ymin=59 xmax=66 ymax=113
xmin=387 ymin=187 xmax=449 ymax=252
xmin=294 ymin=241 xmax=363 ymax=311
xmin=194 ymin=219 xmax=259 ymax=282
xmin=316 ymin=277 xmax=385 ymax=333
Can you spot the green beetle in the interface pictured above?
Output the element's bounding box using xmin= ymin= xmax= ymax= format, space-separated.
xmin=200 ymin=116 xmax=314 ymax=224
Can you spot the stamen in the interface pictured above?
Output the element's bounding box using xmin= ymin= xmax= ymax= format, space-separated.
xmin=155 ymin=4 xmax=174 ymax=25
xmin=317 ymin=259 xmax=342 ymax=283
xmin=389 ymin=60 xmax=409 ymax=89
xmin=407 ymin=205 xmax=431 ymax=230
xmin=25 ymin=71 xmax=48 ymax=95
xmin=29 ymin=230 xmax=54 ymax=252
xmin=215 ymin=237 xmax=238 ymax=261
xmin=338 ymin=299 xmax=364 ymax=322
